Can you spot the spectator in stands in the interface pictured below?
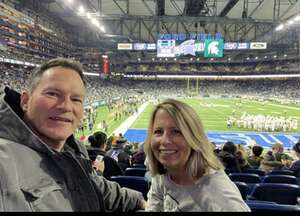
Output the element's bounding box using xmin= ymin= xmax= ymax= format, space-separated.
xmin=0 ymin=58 xmax=145 ymax=211
xmin=217 ymin=141 xmax=247 ymax=173
xmin=106 ymin=138 xmax=131 ymax=172
xmin=87 ymin=131 xmax=124 ymax=179
xmin=247 ymin=145 xmax=264 ymax=169
xmin=259 ymin=143 xmax=285 ymax=173
xmin=283 ymin=142 xmax=300 ymax=177
xmin=144 ymin=99 xmax=250 ymax=211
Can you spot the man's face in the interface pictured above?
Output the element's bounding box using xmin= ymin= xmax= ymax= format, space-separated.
xmin=20 ymin=66 xmax=86 ymax=149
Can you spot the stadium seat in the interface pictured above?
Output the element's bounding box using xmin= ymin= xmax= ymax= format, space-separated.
xmin=262 ymin=175 xmax=297 ymax=184
xmin=248 ymin=183 xmax=300 ymax=205
xmin=246 ymin=200 xmax=300 ymax=212
xmin=233 ymin=181 xmax=248 ymax=200
xmin=228 ymin=173 xmax=261 ymax=184
xmin=125 ymin=167 xmax=147 ymax=177
xmin=110 ymin=176 xmax=150 ymax=199
xmin=269 ymin=170 xmax=295 ymax=176
xmin=132 ymin=163 xmax=146 ymax=168
xmin=242 ymin=169 xmax=265 ymax=176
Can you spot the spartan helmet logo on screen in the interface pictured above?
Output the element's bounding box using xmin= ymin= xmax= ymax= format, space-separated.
xmin=207 ymin=41 xmax=220 ymax=55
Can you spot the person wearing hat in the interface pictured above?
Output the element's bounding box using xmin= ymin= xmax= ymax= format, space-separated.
xmin=106 ymin=137 xmax=131 ymax=172
xmin=87 ymin=131 xmax=124 ymax=179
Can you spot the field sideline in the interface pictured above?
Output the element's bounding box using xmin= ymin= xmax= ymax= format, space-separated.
xmin=77 ymin=97 xmax=300 ymax=148
xmin=131 ymin=98 xmax=300 ymax=132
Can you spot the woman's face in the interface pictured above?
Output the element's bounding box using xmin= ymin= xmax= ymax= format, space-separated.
xmin=150 ymin=109 xmax=191 ymax=173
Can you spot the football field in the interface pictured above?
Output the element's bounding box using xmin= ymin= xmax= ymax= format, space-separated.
xmin=131 ymin=98 xmax=300 ymax=132
xmin=79 ymin=97 xmax=300 ymax=148
xmin=126 ymin=98 xmax=300 ymax=148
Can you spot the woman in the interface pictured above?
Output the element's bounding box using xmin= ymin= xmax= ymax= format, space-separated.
xmin=144 ymin=99 xmax=250 ymax=212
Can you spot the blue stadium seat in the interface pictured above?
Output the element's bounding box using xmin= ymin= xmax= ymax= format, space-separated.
xmin=233 ymin=181 xmax=248 ymax=200
xmin=132 ymin=163 xmax=146 ymax=168
xmin=262 ymin=175 xmax=297 ymax=184
xmin=269 ymin=170 xmax=295 ymax=176
xmin=125 ymin=167 xmax=147 ymax=177
xmin=242 ymin=169 xmax=265 ymax=176
xmin=228 ymin=173 xmax=261 ymax=184
xmin=246 ymin=200 xmax=300 ymax=212
xmin=248 ymin=183 xmax=300 ymax=205
xmin=110 ymin=176 xmax=150 ymax=199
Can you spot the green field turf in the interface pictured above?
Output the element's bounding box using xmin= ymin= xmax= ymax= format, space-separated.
xmin=76 ymin=97 xmax=300 ymax=139
xmin=131 ymin=98 xmax=300 ymax=132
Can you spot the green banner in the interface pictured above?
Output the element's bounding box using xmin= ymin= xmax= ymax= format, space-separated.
xmin=204 ymin=39 xmax=224 ymax=58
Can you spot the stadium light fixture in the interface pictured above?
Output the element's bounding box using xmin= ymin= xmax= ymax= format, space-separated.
xmin=78 ymin=5 xmax=85 ymax=14
xmin=100 ymin=26 xmax=105 ymax=33
xmin=165 ymin=58 xmax=168 ymax=61
xmin=174 ymin=58 xmax=177 ymax=61
xmin=284 ymin=54 xmax=287 ymax=57
xmin=273 ymin=55 xmax=277 ymax=58
xmin=152 ymin=58 xmax=155 ymax=61
xmin=190 ymin=58 xmax=193 ymax=61
xmin=137 ymin=58 xmax=141 ymax=61
xmin=264 ymin=56 xmax=268 ymax=59
xmin=66 ymin=0 xmax=73 ymax=4
xmin=228 ymin=58 xmax=231 ymax=61
xmin=246 ymin=57 xmax=250 ymax=60
xmin=287 ymin=20 xmax=295 ymax=25
xmin=255 ymin=57 xmax=258 ymax=60
xmin=275 ymin=24 xmax=284 ymax=31
xmin=294 ymin=15 xmax=300 ymax=22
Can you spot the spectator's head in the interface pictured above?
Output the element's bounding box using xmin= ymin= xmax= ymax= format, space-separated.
xmin=89 ymin=131 xmax=107 ymax=150
xmin=144 ymin=98 xmax=223 ymax=178
xmin=20 ymin=58 xmax=86 ymax=151
xmin=292 ymin=142 xmax=300 ymax=157
xmin=222 ymin=141 xmax=237 ymax=155
xmin=252 ymin=145 xmax=264 ymax=157
xmin=272 ymin=143 xmax=284 ymax=154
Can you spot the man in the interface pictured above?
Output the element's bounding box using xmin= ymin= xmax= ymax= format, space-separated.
xmin=87 ymin=131 xmax=124 ymax=179
xmin=0 ymin=58 xmax=145 ymax=211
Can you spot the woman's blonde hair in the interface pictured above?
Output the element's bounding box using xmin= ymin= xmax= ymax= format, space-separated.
xmin=144 ymin=98 xmax=223 ymax=179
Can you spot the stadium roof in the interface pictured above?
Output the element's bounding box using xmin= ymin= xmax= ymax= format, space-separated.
xmin=18 ymin=0 xmax=300 ymax=58
xmin=28 ymin=0 xmax=299 ymax=41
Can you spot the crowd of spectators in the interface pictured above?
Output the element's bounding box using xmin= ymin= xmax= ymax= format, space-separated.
xmin=123 ymin=59 xmax=300 ymax=75
xmin=2 ymin=62 xmax=300 ymax=104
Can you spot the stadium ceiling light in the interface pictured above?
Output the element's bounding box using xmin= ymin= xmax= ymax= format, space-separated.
xmin=287 ymin=20 xmax=295 ymax=25
xmin=91 ymin=18 xmax=99 ymax=26
xmin=284 ymin=54 xmax=287 ymax=57
xmin=228 ymin=58 xmax=231 ymax=61
xmin=165 ymin=58 xmax=168 ymax=61
xmin=66 ymin=0 xmax=73 ymax=4
xmin=275 ymin=24 xmax=284 ymax=31
xmin=246 ymin=57 xmax=250 ymax=60
xmin=294 ymin=15 xmax=300 ymax=22
xmin=152 ymin=58 xmax=155 ymax=61
xmin=137 ymin=58 xmax=141 ymax=61
xmin=264 ymin=56 xmax=268 ymax=59
xmin=274 ymin=55 xmax=277 ymax=58
xmin=255 ymin=57 xmax=258 ymax=59
xmin=174 ymin=58 xmax=177 ymax=61
xmin=190 ymin=58 xmax=193 ymax=61
xmin=78 ymin=5 xmax=85 ymax=14
xmin=100 ymin=26 xmax=105 ymax=32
